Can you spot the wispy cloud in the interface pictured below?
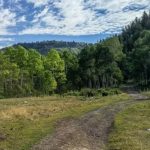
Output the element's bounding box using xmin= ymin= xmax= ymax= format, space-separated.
xmin=17 ymin=16 xmax=26 ymax=22
xmin=0 ymin=7 xmax=16 ymax=35
xmin=20 ymin=0 xmax=150 ymax=35
xmin=0 ymin=0 xmax=150 ymax=36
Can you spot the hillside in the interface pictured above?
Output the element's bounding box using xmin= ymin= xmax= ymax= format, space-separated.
xmin=13 ymin=40 xmax=88 ymax=54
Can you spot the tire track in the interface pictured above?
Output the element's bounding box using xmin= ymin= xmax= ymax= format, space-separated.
xmin=32 ymin=93 xmax=148 ymax=150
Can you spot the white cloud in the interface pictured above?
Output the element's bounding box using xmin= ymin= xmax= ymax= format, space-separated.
xmin=20 ymin=0 xmax=150 ymax=35
xmin=27 ymin=0 xmax=49 ymax=7
xmin=0 ymin=37 xmax=14 ymax=42
xmin=0 ymin=0 xmax=150 ymax=36
xmin=17 ymin=16 xmax=26 ymax=22
xmin=20 ymin=0 xmax=102 ymax=35
xmin=0 ymin=8 xmax=16 ymax=35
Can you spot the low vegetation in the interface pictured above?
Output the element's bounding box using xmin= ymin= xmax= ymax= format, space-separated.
xmin=0 ymin=94 xmax=129 ymax=150
xmin=108 ymin=100 xmax=150 ymax=150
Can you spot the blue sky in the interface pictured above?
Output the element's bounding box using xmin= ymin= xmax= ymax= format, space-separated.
xmin=0 ymin=0 xmax=149 ymax=48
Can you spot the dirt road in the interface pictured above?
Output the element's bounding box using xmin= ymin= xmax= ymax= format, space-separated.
xmin=32 ymin=93 xmax=148 ymax=150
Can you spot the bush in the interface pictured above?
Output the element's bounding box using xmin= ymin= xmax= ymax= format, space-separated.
xmin=98 ymin=88 xmax=121 ymax=96
xmin=64 ymin=91 xmax=80 ymax=96
xmin=0 ymin=95 xmax=4 ymax=99
xmin=63 ymin=88 xmax=122 ymax=98
xmin=80 ymin=88 xmax=98 ymax=97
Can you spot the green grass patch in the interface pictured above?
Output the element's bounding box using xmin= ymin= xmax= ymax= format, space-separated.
xmin=0 ymin=94 xmax=129 ymax=150
xmin=108 ymin=100 xmax=150 ymax=150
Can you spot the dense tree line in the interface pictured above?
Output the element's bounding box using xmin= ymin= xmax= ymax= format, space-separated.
xmin=0 ymin=36 xmax=123 ymax=98
xmin=0 ymin=46 xmax=66 ymax=98
xmin=120 ymin=11 xmax=150 ymax=88
xmin=121 ymin=11 xmax=150 ymax=53
xmin=78 ymin=37 xmax=124 ymax=89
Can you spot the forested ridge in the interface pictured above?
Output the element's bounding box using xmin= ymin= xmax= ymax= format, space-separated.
xmin=0 ymin=11 xmax=150 ymax=98
xmin=13 ymin=41 xmax=87 ymax=54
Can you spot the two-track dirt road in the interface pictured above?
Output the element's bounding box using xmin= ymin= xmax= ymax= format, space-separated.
xmin=32 ymin=92 xmax=148 ymax=150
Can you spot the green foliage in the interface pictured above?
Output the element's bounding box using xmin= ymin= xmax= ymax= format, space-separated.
xmin=98 ymin=88 xmax=122 ymax=96
xmin=120 ymin=11 xmax=150 ymax=88
xmin=131 ymin=30 xmax=150 ymax=88
xmin=0 ymin=47 xmax=66 ymax=98
xmin=121 ymin=11 xmax=150 ymax=53
xmin=45 ymin=49 xmax=66 ymax=93
xmin=80 ymin=88 xmax=98 ymax=97
xmin=79 ymin=88 xmax=121 ymax=97
xmin=102 ymin=36 xmax=124 ymax=62
xmin=0 ymin=52 xmax=20 ymax=97
xmin=78 ymin=41 xmax=123 ymax=89
xmin=64 ymin=91 xmax=80 ymax=96
xmin=43 ymin=71 xmax=57 ymax=94
xmin=28 ymin=49 xmax=44 ymax=74
xmin=0 ymin=37 xmax=124 ymax=98
xmin=60 ymin=50 xmax=79 ymax=90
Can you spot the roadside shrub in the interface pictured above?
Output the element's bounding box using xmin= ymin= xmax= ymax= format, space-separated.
xmin=80 ymin=88 xmax=98 ymax=97
xmin=63 ymin=88 xmax=122 ymax=97
xmin=0 ymin=95 xmax=4 ymax=99
xmin=110 ymin=88 xmax=122 ymax=95
xmin=98 ymin=88 xmax=121 ymax=96
xmin=98 ymin=88 xmax=108 ymax=96
xmin=64 ymin=91 xmax=80 ymax=96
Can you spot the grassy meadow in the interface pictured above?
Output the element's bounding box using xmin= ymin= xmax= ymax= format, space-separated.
xmin=0 ymin=94 xmax=129 ymax=150
xmin=108 ymin=100 xmax=150 ymax=150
